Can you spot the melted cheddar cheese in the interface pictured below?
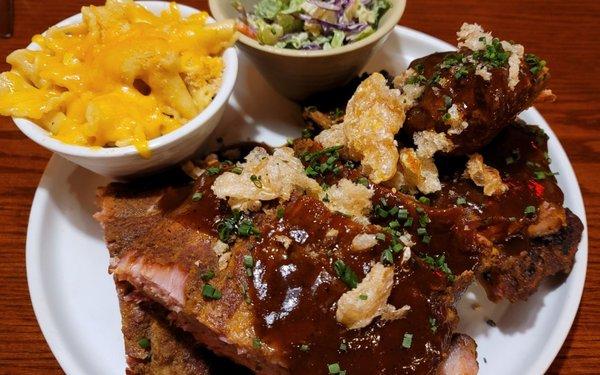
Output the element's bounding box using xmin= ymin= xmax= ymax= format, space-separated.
xmin=0 ymin=0 xmax=236 ymax=157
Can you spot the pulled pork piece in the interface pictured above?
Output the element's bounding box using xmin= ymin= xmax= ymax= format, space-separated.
xmin=402 ymin=24 xmax=550 ymax=154
xmin=464 ymin=153 xmax=508 ymax=196
xmin=212 ymin=147 xmax=322 ymax=211
xmin=335 ymin=263 xmax=397 ymax=330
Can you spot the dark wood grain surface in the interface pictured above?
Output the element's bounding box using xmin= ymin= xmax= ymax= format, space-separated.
xmin=0 ymin=0 xmax=598 ymax=373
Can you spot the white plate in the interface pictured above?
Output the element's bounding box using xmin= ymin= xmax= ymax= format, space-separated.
xmin=26 ymin=26 xmax=588 ymax=375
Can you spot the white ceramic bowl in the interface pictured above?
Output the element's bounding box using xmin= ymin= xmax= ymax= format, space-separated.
xmin=11 ymin=1 xmax=238 ymax=179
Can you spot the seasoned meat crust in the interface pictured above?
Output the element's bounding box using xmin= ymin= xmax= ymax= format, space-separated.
xmin=401 ymin=50 xmax=549 ymax=154
xmin=117 ymin=281 xmax=251 ymax=375
xmin=477 ymin=209 xmax=583 ymax=302
xmin=96 ymin=120 xmax=582 ymax=374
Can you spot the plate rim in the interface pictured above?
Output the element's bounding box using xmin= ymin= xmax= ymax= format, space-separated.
xmin=25 ymin=25 xmax=588 ymax=375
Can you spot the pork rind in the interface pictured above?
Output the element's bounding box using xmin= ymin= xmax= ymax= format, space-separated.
xmin=351 ymin=233 xmax=379 ymax=252
xmin=212 ymin=147 xmax=322 ymax=211
xmin=316 ymin=73 xmax=406 ymax=184
xmin=413 ymin=130 xmax=454 ymax=159
xmin=323 ymin=178 xmax=374 ymax=225
xmin=464 ymin=153 xmax=508 ymax=196
xmin=396 ymin=148 xmax=442 ymax=194
xmin=336 ymin=263 xmax=407 ymax=330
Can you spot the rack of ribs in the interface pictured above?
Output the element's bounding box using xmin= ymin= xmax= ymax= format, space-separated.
xmin=95 ymin=24 xmax=582 ymax=375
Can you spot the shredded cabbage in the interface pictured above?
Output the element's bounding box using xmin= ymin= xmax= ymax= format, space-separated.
xmin=237 ymin=0 xmax=391 ymax=50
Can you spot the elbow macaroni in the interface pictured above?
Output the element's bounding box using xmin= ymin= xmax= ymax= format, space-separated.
xmin=0 ymin=0 xmax=236 ymax=157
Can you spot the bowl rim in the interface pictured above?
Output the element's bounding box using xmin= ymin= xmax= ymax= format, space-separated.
xmin=209 ymin=0 xmax=406 ymax=58
xmin=11 ymin=0 xmax=238 ymax=159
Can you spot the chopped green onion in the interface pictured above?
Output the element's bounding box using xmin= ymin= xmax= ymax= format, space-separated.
xmin=524 ymin=205 xmax=536 ymax=215
xmin=381 ymin=248 xmax=394 ymax=265
xmin=253 ymin=338 xmax=262 ymax=349
xmin=357 ymin=177 xmax=370 ymax=187
xmin=402 ymin=333 xmax=413 ymax=348
xmin=456 ymin=197 xmax=467 ymax=206
xmin=333 ymin=260 xmax=358 ymax=289
xmin=250 ymin=174 xmax=263 ymax=188
xmin=200 ymin=270 xmax=215 ymax=281
xmin=359 ymin=294 xmax=368 ymax=300
xmin=328 ymin=363 xmax=343 ymax=374
xmin=138 ymin=338 xmax=150 ymax=349
xmin=231 ymin=166 xmax=243 ymax=175
xmin=206 ymin=166 xmax=221 ymax=176
xmin=192 ymin=192 xmax=203 ymax=201
xmin=276 ymin=207 xmax=285 ymax=219
xmin=202 ymin=284 xmax=222 ymax=300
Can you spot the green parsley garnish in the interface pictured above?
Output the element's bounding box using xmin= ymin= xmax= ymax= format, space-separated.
xmin=333 ymin=259 xmax=358 ymax=289
xmin=202 ymin=284 xmax=222 ymax=300
xmin=138 ymin=338 xmax=150 ymax=349
xmin=402 ymin=333 xmax=413 ymax=349
xmin=192 ymin=192 xmax=203 ymax=201
xmin=206 ymin=166 xmax=221 ymax=176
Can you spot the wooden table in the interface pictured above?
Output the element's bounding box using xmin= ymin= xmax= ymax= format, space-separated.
xmin=0 ymin=0 xmax=598 ymax=373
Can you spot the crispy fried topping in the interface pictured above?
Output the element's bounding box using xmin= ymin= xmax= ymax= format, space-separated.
xmin=212 ymin=147 xmax=322 ymax=211
xmin=351 ymin=233 xmax=379 ymax=252
xmin=322 ymin=178 xmax=374 ymax=225
xmin=335 ymin=263 xmax=395 ymax=330
xmin=464 ymin=153 xmax=508 ymax=196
